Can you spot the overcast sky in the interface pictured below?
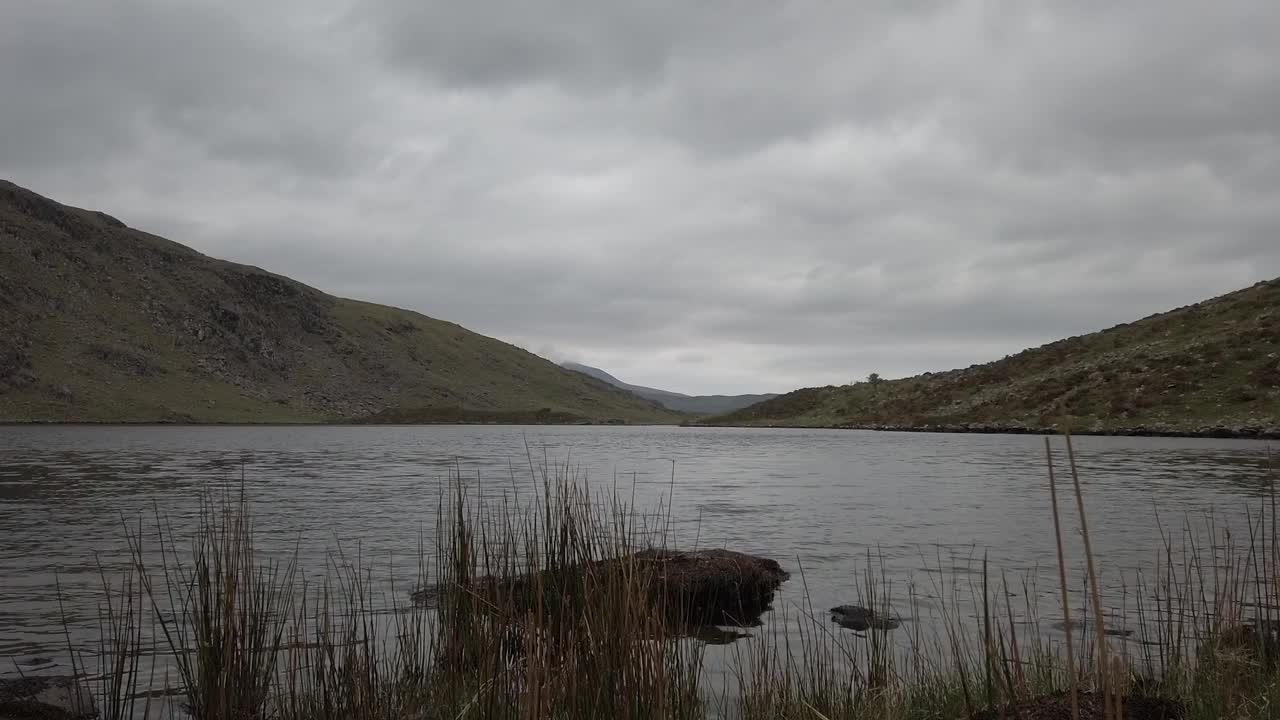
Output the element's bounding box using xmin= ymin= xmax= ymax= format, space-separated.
xmin=4 ymin=1 xmax=1279 ymax=395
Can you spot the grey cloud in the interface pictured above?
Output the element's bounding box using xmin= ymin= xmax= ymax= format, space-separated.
xmin=2 ymin=0 xmax=1279 ymax=394
xmin=354 ymin=1 xmax=931 ymax=91
xmin=354 ymin=0 xmax=688 ymax=90
xmin=1 ymin=0 xmax=374 ymax=177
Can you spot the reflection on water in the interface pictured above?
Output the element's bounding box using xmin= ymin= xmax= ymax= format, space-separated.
xmin=0 ymin=425 xmax=1274 ymax=688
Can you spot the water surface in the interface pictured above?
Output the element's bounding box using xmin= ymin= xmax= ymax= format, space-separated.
xmin=1 ymin=425 xmax=1273 ymax=687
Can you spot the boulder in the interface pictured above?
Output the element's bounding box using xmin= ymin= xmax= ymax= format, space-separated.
xmin=632 ymin=548 xmax=790 ymax=626
xmin=414 ymin=548 xmax=790 ymax=628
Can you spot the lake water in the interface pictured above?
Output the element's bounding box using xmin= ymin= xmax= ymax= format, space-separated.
xmin=1 ymin=425 xmax=1275 ymax=698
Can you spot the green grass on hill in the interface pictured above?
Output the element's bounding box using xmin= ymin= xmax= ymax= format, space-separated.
xmin=705 ymin=278 xmax=1280 ymax=436
xmin=0 ymin=180 xmax=681 ymax=424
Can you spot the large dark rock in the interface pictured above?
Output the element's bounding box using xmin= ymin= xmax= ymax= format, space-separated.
xmin=632 ymin=548 xmax=790 ymax=625
xmin=414 ymin=548 xmax=790 ymax=628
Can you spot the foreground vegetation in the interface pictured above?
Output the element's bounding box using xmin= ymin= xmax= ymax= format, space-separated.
xmin=12 ymin=441 xmax=1280 ymax=719
xmin=704 ymin=279 xmax=1280 ymax=438
xmin=0 ymin=180 xmax=679 ymax=424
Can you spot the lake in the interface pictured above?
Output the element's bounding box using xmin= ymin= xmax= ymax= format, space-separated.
xmin=1 ymin=425 xmax=1274 ymax=696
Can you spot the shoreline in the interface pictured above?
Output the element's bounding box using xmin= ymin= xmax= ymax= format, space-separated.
xmin=687 ymin=421 xmax=1280 ymax=440
xmin=0 ymin=419 xmax=682 ymax=428
xmin=2 ymin=418 xmax=1276 ymax=440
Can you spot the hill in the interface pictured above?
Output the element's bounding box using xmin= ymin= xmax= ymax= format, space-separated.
xmin=701 ymin=279 xmax=1280 ymax=438
xmin=0 ymin=180 xmax=681 ymax=424
xmin=562 ymin=362 xmax=777 ymax=415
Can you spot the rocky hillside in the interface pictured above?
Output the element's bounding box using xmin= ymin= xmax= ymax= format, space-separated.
xmin=0 ymin=180 xmax=681 ymax=424
xmin=703 ymin=279 xmax=1280 ymax=438
xmin=562 ymin=362 xmax=777 ymax=415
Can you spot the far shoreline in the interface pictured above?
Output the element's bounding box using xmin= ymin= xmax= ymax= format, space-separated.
xmin=686 ymin=421 xmax=1280 ymax=441
xmin=0 ymin=420 xmax=682 ymax=428
xmin=1 ymin=419 xmax=1277 ymax=440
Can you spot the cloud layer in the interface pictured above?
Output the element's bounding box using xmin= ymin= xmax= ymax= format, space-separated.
xmin=4 ymin=0 xmax=1278 ymax=394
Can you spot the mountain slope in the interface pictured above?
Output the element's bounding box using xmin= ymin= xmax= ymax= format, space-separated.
xmin=0 ymin=180 xmax=680 ymax=424
xmin=562 ymin=362 xmax=777 ymax=414
xmin=703 ymin=280 xmax=1280 ymax=437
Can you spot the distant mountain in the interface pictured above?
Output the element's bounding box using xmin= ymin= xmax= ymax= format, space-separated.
xmin=700 ymin=279 xmax=1280 ymax=438
xmin=561 ymin=362 xmax=777 ymax=415
xmin=0 ymin=179 xmax=681 ymax=424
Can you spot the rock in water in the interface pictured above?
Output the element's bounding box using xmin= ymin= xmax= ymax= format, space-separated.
xmin=0 ymin=676 xmax=96 ymax=719
xmin=413 ymin=548 xmax=790 ymax=628
xmin=410 ymin=583 xmax=441 ymax=609
xmin=1201 ymin=622 xmax=1280 ymax=658
xmin=689 ymin=625 xmax=753 ymax=645
xmin=830 ymin=605 xmax=902 ymax=631
xmin=1051 ymin=619 xmax=1134 ymax=637
xmin=971 ymin=690 xmax=1184 ymax=720
xmin=632 ymin=548 xmax=790 ymax=626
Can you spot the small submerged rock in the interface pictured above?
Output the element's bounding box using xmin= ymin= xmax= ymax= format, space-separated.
xmin=1206 ymin=622 xmax=1280 ymax=657
xmin=1051 ymin=619 xmax=1134 ymax=637
xmin=971 ymin=690 xmax=1184 ymax=720
xmin=0 ymin=675 xmax=96 ymax=719
xmin=410 ymin=583 xmax=441 ymax=609
xmin=830 ymin=605 xmax=902 ymax=631
xmin=689 ymin=625 xmax=753 ymax=645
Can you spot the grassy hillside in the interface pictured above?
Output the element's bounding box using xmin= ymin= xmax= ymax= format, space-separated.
xmin=0 ymin=180 xmax=681 ymax=424
xmin=562 ymin=362 xmax=777 ymax=414
xmin=703 ymin=279 xmax=1280 ymax=437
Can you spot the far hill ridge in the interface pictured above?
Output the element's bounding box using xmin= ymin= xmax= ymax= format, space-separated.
xmin=701 ymin=279 xmax=1280 ymax=439
xmin=561 ymin=362 xmax=777 ymax=415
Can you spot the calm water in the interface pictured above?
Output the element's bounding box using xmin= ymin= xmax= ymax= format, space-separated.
xmin=1 ymin=425 xmax=1275 ymax=691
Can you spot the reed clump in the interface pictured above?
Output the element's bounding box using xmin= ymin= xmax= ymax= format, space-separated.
xmin=96 ymin=464 xmax=708 ymax=720
xmin=43 ymin=444 xmax=1280 ymax=719
xmin=734 ymin=437 xmax=1280 ymax=720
